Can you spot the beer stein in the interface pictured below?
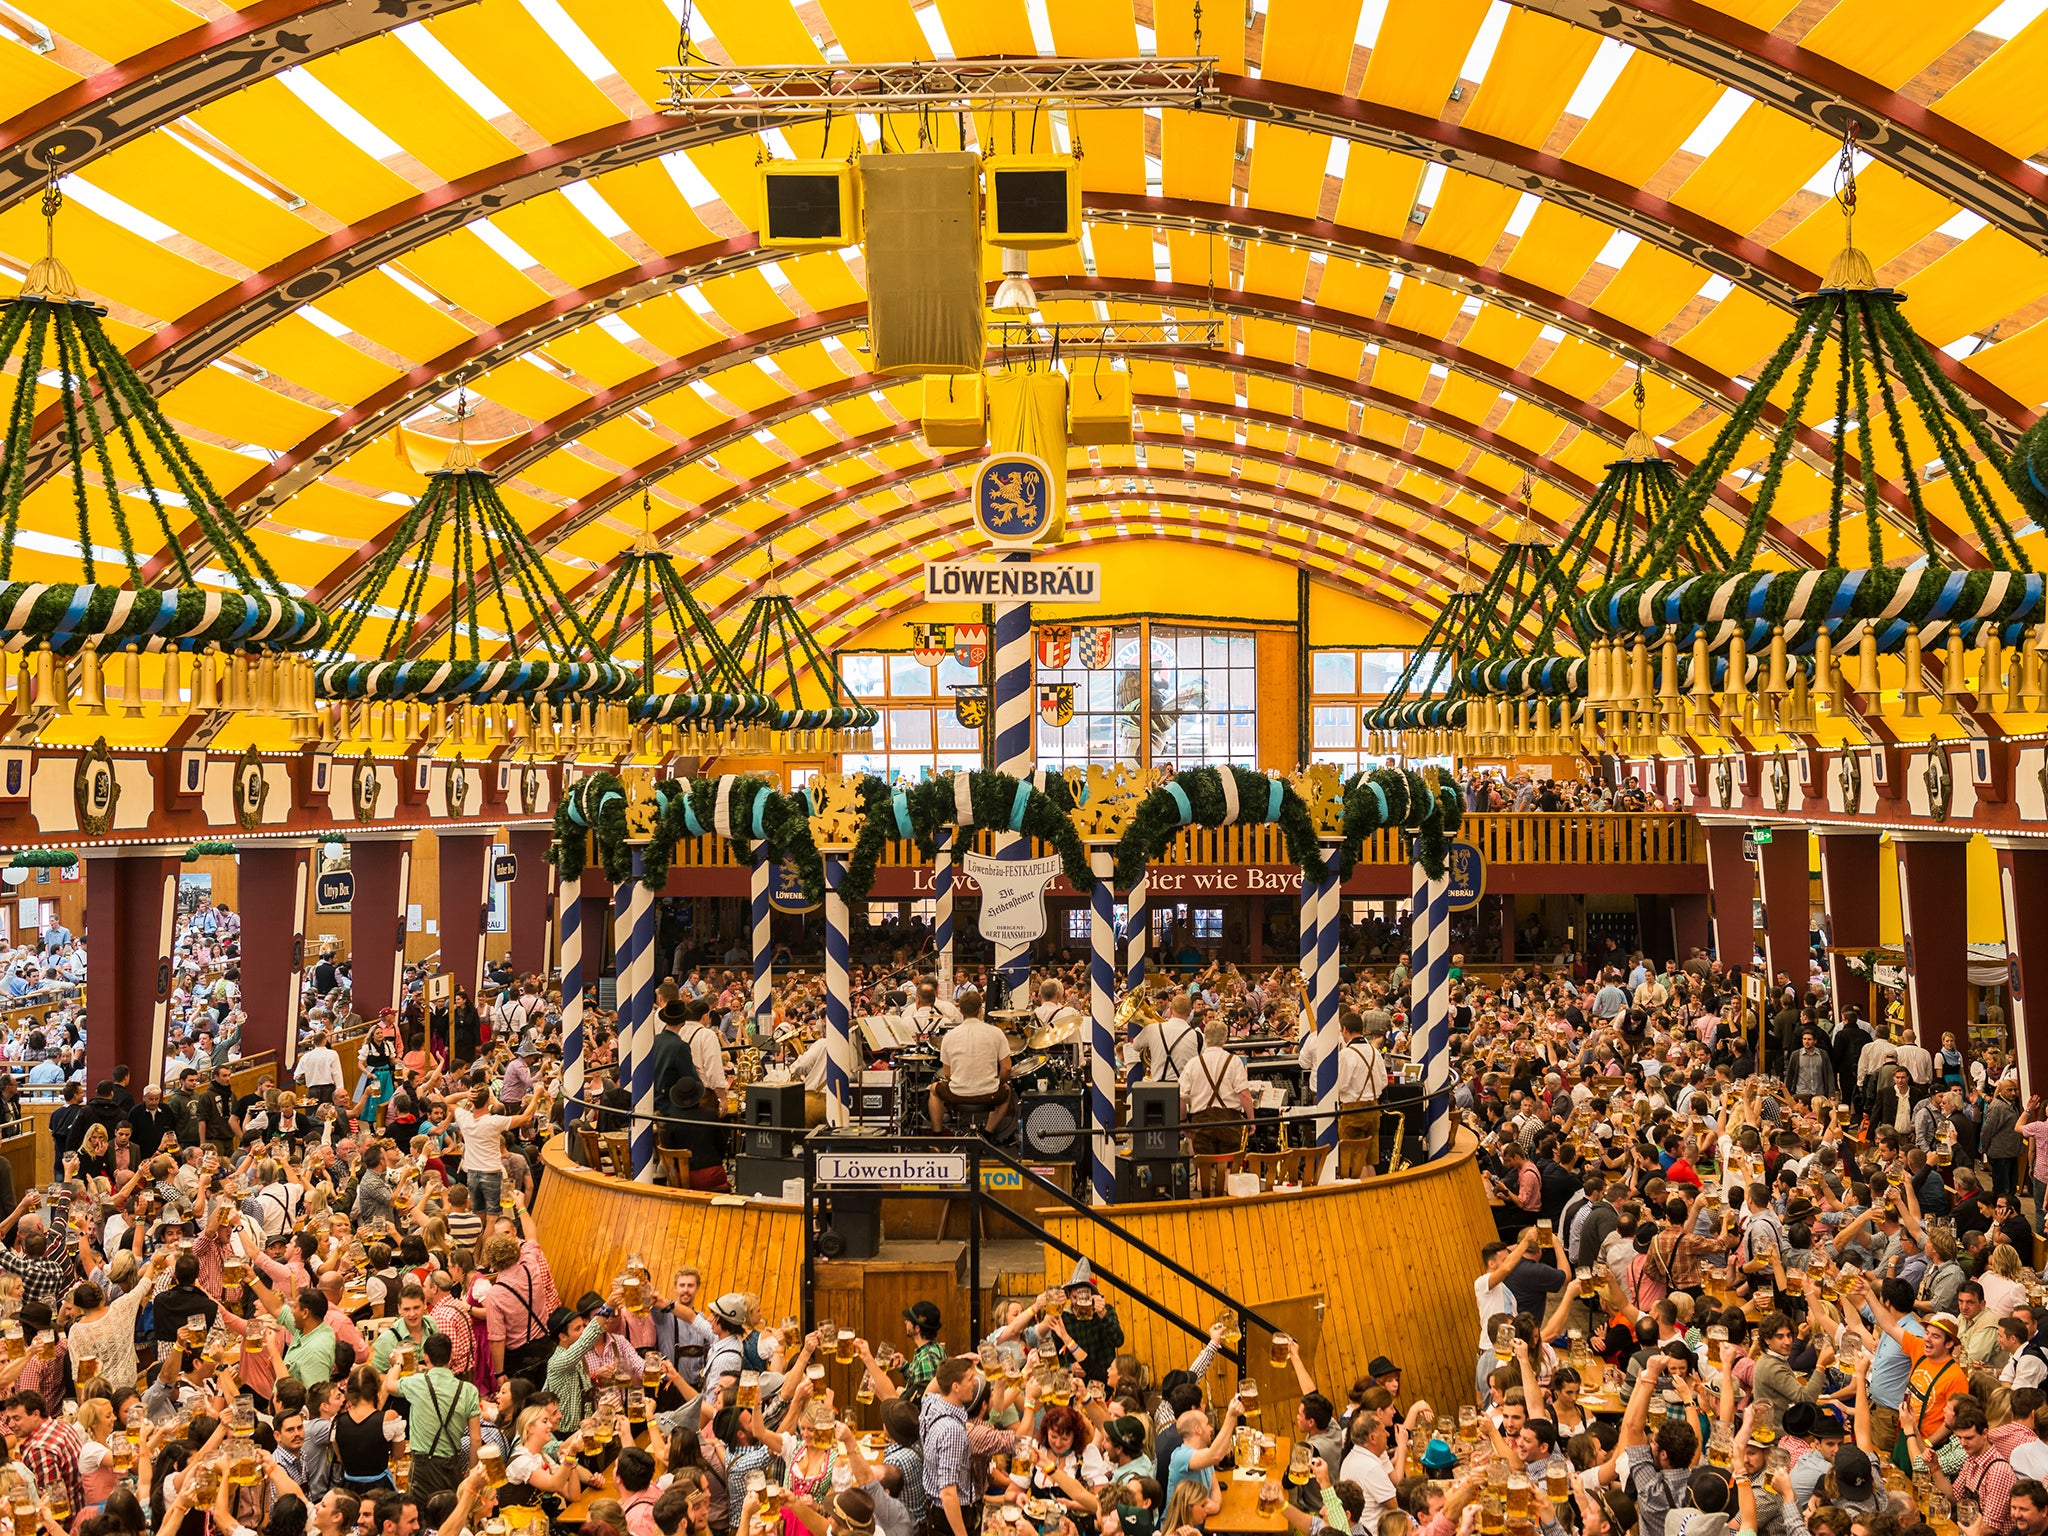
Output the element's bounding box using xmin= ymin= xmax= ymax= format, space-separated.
xmin=1269 ymin=1333 xmax=1291 ymax=1368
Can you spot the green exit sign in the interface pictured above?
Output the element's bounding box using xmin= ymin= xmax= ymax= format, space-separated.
xmin=1751 ymin=826 xmax=1774 ymax=844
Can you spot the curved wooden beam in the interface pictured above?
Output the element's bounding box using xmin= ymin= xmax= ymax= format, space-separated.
xmin=0 ymin=0 xmax=479 ymax=212
xmin=1521 ymin=0 xmax=2048 ymax=257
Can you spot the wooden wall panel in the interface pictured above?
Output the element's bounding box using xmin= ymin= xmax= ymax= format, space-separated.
xmin=535 ymin=1135 xmax=1495 ymax=1431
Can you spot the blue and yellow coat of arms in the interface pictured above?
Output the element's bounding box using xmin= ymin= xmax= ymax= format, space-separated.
xmin=973 ymin=453 xmax=1058 ymax=545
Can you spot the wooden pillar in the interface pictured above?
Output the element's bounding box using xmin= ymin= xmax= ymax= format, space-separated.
xmin=350 ymin=836 xmax=414 ymax=1021
xmin=1755 ymin=825 xmax=1811 ymax=996
xmin=1702 ymin=823 xmax=1754 ymax=968
xmin=437 ymin=832 xmax=493 ymax=1005
xmin=239 ymin=845 xmax=313 ymax=1070
xmin=506 ymin=828 xmax=554 ymax=980
xmin=1993 ymin=841 xmax=2048 ymax=1098
xmin=1818 ymin=833 xmax=1883 ymax=1011
xmin=1670 ymin=894 xmax=1711 ymax=965
xmin=1894 ymin=833 xmax=1970 ymax=1053
xmin=84 ymin=852 xmax=182 ymax=1088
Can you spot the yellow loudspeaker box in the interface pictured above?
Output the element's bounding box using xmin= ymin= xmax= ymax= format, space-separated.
xmin=1068 ymin=369 xmax=1132 ymax=445
xmin=922 ymin=373 xmax=987 ymax=448
xmin=984 ymin=155 xmax=1082 ymax=249
xmin=759 ymin=161 xmax=860 ymax=249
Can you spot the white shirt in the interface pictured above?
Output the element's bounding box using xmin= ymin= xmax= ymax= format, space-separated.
xmin=2005 ymin=1352 xmax=2048 ymax=1391
xmin=2012 ymin=1437 xmax=2048 ymax=1482
xmin=1337 ymin=1446 xmax=1395 ymax=1531
xmin=681 ymin=1022 xmax=729 ymax=1091
xmin=1180 ymin=1046 xmax=1250 ymax=1114
xmin=791 ymin=1039 xmax=828 ymax=1092
xmin=1895 ymin=1044 xmax=1934 ymax=1084
xmin=295 ymin=1046 xmax=343 ymax=1089
xmin=1337 ymin=1039 xmax=1388 ymax=1103
xmin=939 ymin=1020 xmax=1010 ymax=1098
xmin=1474 ymin=1273 xmax=1514 ymax=1349
xmin=1132 ymin=1016 xmax=1202 ymax=1080
xmin=457 ymin=1107 xmax=512 ymax=1174
xmin=900 ymin=1002 xmax=960 ymax=1035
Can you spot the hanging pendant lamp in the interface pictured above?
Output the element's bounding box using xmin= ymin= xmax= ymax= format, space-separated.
xmin=583 ymin=493 xmax=777 ymax=754
xmin=724 ymin=550 xmax=877 ymax=753
xmin=1578 ymin=130 xmax=2042 ymax=722
xmin=0 ymin=166 xmax=325 ymax=725
xmin=314 ymin=422 xmax=631 ymax=753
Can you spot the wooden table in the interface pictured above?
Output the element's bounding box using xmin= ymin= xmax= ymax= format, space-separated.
xmin=1578 ymin=1392 xmax=1626 ymax=1418
xmin=1210 ymin=1435 xmax=1293 ymax=1533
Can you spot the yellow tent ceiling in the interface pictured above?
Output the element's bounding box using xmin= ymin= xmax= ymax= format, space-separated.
xmin=7 ymin=0 xmax=2048 ymax=664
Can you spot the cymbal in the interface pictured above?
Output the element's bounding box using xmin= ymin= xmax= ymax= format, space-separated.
xmin=1030 ymin=1018 xmax=1082 ymax=1048
xmin=988 ymin=1007 xmax=1035 ymax=1021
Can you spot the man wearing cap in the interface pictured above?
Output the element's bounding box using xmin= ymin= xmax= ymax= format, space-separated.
xmin=898 ymin=1300 xmax=945 ymax=1397
xmin=1871 ymin=1288 xmax=1968 ymax=1453
xmin=703 ymin=1292 xmax=753 ymax=1404
xmin=541 ymin=1292 xmax=614 ymax=1428
xmin=1778 ymin=1404 xmax=1844 ymax=1507
xmin=649 ymin=989 xmax=690 ymax=1111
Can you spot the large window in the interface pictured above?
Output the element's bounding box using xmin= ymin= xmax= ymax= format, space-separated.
xmin=1309 ymin=646 xmax=1424 ymax=774
xmin=1036 ymin=627 xmax=1144 ymax=771
xmin=837 ymin=652 xmax=982 ymax=782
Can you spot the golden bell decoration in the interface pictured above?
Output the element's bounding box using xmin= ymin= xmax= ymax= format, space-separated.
xmin=1765 ymin=625 xmax=1789 ymax=697
xmin=1725 ymin=632 xmax=1749 ymax=708
xmin=1941 ymin=627 xmax=1968 ymax=709
xmin=1855 ymin=628 xmax=1882 ymax=696
xmin=1899 ymin=627 xmax=1926 ymax=715
xmin=76 ymin=646 xmax=106 ymax=716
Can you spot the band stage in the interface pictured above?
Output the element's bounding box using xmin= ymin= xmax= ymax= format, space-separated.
xmin=533 ymin=1126 xmax=1493 ymax=1419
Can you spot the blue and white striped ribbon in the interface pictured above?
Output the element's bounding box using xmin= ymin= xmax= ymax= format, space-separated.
xmin=1409 ymin=863 xmax=1454 ymax=1161
xmin=991 ymin=551 xmax=1035 ymax=1000
xmin=1313 ymin=849 xmax=1342 ymax=1150
xmin=1088 ymin=851 xmax=1119 ymax=1206
xmin=935 ymin=827 xmax=956 ymax=997
xmin=559 ymin=871 xmax=585 ymax=1127
xmin=1124 ymin=874 xmax=1149 ymax=993
xmin=751 ymin=846 xmax=774 ymax=1043
xmin=618 ymin=853 xmax=660 ymax=1180
xmin=824 ymin=853 xmax=853 ymax=1126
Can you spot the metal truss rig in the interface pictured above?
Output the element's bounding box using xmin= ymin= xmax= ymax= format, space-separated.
xmin=988 ymin=317 xmax=1226 ymax=351
xmin=658 ymin=58 xmax=1218 ymax=117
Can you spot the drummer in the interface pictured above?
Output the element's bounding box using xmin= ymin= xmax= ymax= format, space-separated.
xmin=900 ymin=978 xmax=962 ymax=1037
xmin=1031 ymin=980 xmax=1085 ymax=1038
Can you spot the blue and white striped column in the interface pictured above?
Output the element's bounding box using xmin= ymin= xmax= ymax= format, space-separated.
xmin=750 ymin=846 xmax=774 ymax=1045
xmin=1408 ymin=861 xmax=1454 ymax=1161
xmin=1124 ymin=874 xmax=1149 ymax=993
xmin=617 ymin=852 xmax=660 ymax=1180
xmin=559 ymin=870 xmax=586 ymax=1128
xmin=935 ymin=827 xmax=956 ymax=998
xmin=1313 ymin=848 xmax=1343 ymax=1152
xmin=1088 ymin=850 xmax=1119 ymax=1205
xmin=824 ymin=853 xmax=853 ymax=1127
xmin=990 ymin=551 xmax=1035 ymax=1002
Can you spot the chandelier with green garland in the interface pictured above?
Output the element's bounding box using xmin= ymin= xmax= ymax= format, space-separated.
xmin=1577 ymin=132 xmax=2043 ymax=729
xmin=582 ymin=493 xmax=777 ymax=752
xmin=724 ymin=562 xmax=877 ymax=753
xmin=0 ymin=171 xmax=325 ymax=725
xmin=314 ymin=430 xmax=632 ymax=754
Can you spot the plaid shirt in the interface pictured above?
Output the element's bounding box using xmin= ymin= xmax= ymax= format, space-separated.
xmin=20 ymin=1416 xmax=83 ymax=1514
xmin=885 ymin=1443 xmax=927 ymax=1522
xmin=1061 ymin=1305 xmax=1124 ymax=1383
xmin=904 ymin=1340 xmax=947 ymax=1397
xmin=918 ymin=1396 xmax=972 ymax=1512
xmin=0 ymin=1243 xmax=74 ymax=1310
xmin=429 ymin=1295 xmax=475 ymax=1376
xmin=1957 ymin=1445 xmax=2018 ymax=1534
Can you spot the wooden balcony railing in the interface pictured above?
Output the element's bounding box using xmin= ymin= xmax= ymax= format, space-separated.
xmin=659 ymin=813 xmax=1701 ymax=869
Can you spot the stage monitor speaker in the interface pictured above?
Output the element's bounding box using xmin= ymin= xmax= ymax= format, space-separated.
xmin=1115 ymin=1153 xmax=1190 ymax=1203
xmin=815 ymin=1192 xmax=881 ymax=1260
xmin=1129 ymin=1083 xmax=1180 ymax=1160
xmin=861 ymin=152 xmax=982 ymax=375
xmin=744 ymin=1082 xmax=806 ymax=1157
xmin=735 ymin=1154 xmax=803 ymax=1198
xmin=1380 ymin=1080 xmax=1426 ymax=1169
xmin=1019 ymin=1090 xmax=1088 ymax=1161
xmin=853 ymin=1076 xmax=894 ymax=1125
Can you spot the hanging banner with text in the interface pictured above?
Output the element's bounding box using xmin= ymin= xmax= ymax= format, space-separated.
xmin=925 ymin=560 xmax=1103 ymax=602
xmin=961 ymin=851 xmax=1064 ymax=945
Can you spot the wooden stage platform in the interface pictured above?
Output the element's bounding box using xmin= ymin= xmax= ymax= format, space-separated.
xmin=531 ymin=1129 xmax=1493 ymax=1419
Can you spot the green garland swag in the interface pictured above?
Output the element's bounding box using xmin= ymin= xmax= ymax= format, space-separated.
xmin=4 ymin=849 xmax=76 ymax=868
xmin=1336 ymin=768 xmax=1463 ymax=881
xmin=1108 ymin=767 xmax=1325 ymax=890
xmin=0 ymin=582 xmax=327 ymax=656
xmin=839 ymin=771 xmax=1093 ymax=906
xmin=184 ymin=840 xmax=238 ymax=861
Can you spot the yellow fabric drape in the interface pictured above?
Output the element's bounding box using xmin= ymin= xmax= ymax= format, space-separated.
xmin=987 ymin=370 xmax=1067 ymax=531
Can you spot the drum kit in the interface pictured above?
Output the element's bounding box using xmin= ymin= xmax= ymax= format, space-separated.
xmin=877 ymin=1005 xmax=1086 ymax=1134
